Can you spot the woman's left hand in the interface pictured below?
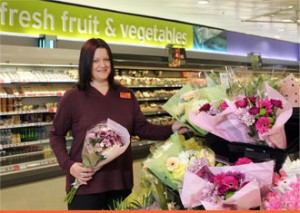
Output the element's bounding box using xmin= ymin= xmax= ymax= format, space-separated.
xmin=172 ymin=121 xmax=189 ymax=134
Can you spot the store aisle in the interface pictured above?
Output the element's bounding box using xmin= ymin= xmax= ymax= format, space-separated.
xmin=0 ymin=159 xmax=145 ymax=210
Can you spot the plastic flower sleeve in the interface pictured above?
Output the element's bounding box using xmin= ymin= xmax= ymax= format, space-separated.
xmin=257 ymin=83 xmax=293 ymax=149
xmin=180 ymin=160 xmax=274 ymax=210
xmin=162 ymin=83 xmax=227 ymax=136
xmin=143 ymin=133 xmax=215 ymax=190
xmin=143 ymin=133 xmax=184 ymax=190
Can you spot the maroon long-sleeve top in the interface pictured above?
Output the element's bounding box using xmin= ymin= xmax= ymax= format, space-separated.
xmin=50 ymin=84 xmax=173 ymax=194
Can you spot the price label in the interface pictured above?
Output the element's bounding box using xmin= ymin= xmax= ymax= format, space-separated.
xmin=13 ymin=165 xmax=21 ymax=171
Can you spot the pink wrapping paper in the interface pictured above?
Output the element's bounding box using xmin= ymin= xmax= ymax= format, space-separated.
xmin=258 ymin=83 xmax=293 ymax=148
xmin=189 ymin=83 xmax=293 ymax=149
xmin=278 ymin=74 xmax=300 ymax=108
xmin=180 ymin=160 xmax=275 ymax=210
xmin=202 ymin=180 xmax=261 ymax=210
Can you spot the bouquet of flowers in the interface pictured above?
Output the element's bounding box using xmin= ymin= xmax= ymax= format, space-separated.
xmin=162 ymin=83 xmax=227 ymax=136
xmin=143 ymin=133 xmax=215 ymax=191
xmin=262 ymin=157 xmax=300 ymax=210
xmin=64 ymin=118 xmax=130 ymax=203
xmin=180 ymin=159 xmax=275 ymax=210
xmin=189 ymin=83 xmax=293 ymax=149
xmin=142 ymin=133 xmax=215 ymax=209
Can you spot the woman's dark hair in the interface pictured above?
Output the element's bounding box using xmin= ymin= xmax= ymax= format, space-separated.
xmin=77 ymin=38 xmax=116 ymax=91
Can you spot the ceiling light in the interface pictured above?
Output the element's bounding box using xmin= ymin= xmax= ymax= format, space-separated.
xmin=288 ymin=5 xmax=294 ymax=9
xmin=198 ymin=0 xmax=209 ymax=4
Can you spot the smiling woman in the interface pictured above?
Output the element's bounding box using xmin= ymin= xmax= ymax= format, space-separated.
xmin=49 ymin=37 xmax=187 ymax=210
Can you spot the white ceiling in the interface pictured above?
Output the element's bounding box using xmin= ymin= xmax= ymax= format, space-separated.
xmin=53 ymin=0 xmax=299 ymax=44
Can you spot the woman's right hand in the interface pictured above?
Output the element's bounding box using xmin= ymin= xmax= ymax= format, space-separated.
xmin=70 ymin=162 xmax=94 ymax=185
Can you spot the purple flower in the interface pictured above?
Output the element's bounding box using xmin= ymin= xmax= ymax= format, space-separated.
xmin=235 ymin=98 xmax=248 ymax=108
xmin=270 ymin=99 xmax=283 ymax=109
xmin=248 ymin=106 xmax=259 ymax=115
xmin=199 ymin=103 xmax=211 ymax=112
xmin=247 ymin=96 xmax=257 ymax=105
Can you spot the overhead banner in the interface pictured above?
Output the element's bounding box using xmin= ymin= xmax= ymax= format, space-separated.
xmin=0 ymin=0 xmax=226 ymax=52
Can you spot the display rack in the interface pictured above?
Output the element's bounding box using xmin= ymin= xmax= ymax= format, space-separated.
xmin=1 ymin=44 xmax=298 ymax=187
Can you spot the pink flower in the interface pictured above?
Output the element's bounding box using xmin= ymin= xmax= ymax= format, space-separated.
xmin=219 ymin=101 xmax=228 ymax=110
xmin=232 ymin=157 xmax=253 ymax=165
xmin=255 ymin=117 xmax=270 ymax=134
xmin=217 ymin=184 xmax=230 ymax=195
xmin=222 ymin=175 xmax=239 ymax=190
xmin=213 ymin=173 xmax=227 ymax=185
xmin=257 ymin=98 xmax=273 ymax=116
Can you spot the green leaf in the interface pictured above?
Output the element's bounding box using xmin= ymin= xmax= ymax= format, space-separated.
xmin=225 ymin=191 xmax=235 ymax=200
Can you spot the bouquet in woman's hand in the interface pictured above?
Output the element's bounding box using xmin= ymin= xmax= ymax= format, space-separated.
xmin=189 ymin=83 xmax=293 ymax=149
xmin=180 ymin=159 xmax=275 ymax=210
xmin=64 ymin=118 xmax=130 ymax=203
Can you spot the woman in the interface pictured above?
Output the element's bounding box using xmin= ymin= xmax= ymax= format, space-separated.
xmin=50 ymin=38 xmax=187 ymax=210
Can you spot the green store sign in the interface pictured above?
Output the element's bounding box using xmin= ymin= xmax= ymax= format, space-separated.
xmin=0 ymin=0 xmax=193 ymax=48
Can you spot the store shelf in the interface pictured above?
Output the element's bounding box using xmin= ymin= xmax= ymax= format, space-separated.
xmin=0 ymin=62 xmax=190 ymax=186
xmin=0 ymin=122 xmax=53 ymax=130
xmin=0 ymin=139 xmax=51 ymax=150
xmin=0 ymin=109 xmax=56 ymax=116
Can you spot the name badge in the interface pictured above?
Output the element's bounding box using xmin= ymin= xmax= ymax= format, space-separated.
xmin=120 ymin=92 xmax=131 ymax=99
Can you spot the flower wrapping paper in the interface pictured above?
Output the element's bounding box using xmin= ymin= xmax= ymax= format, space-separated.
xmin=278 ymin=74 xmax=300 ymax=108
xmin=189 ymin=83 xmax=293 ymax=149
xmin=143 ymin=133 xmax=215 ymax=190
xmin=162 ymin=83 xmax=227 ymax=136
xmin=83 ymin=118 xmax=131 ymax=171
xmin=180 ymin=160 xmax=275 ymax=210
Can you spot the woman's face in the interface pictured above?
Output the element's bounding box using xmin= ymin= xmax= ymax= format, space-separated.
xmin=91 ymin=48 xmax=111 ymax=83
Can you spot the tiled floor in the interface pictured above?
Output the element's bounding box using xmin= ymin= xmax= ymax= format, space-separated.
xmin=0 ymin=159 xmax=145 ymax=210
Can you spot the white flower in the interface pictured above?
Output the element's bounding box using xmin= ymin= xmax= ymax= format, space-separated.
xmin=241 ymin=112 xmax=255 ymax=126
xmin=180 ymin=91 xmax=196 ymax=102
xmin=166 ymin=157 xmax=180 ymax=172
xmin=178 ymin=150 xmax=200 ymax=165
xmin=282 ymin=158 xmax=300 ymax=178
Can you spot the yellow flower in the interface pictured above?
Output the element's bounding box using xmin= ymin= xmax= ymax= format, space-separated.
xmin=172 ymin=164 xmax=186 ymax=180
xmin=181 ymin=137 xmax=202 ymax=150
xmin=166 ymin=157 xmax=180 ymax=172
